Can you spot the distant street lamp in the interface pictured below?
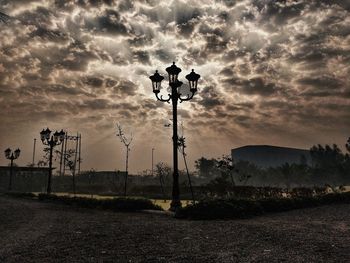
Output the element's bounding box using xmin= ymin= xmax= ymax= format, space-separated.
xmin=4 ymin=148 xmax=20 ymax=191
xmin=40 ymin=128 xmax=65 ymax=194
xmin=149 ymin=62 xmax=200 ymax=211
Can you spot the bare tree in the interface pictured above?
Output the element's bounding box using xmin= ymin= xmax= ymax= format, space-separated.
xmin=37 ymin=147 xmax=51 ymax=167
xmin=54 ymin=148 xmax=79 ymax=195
xmin=155 ymin=162 xmax=171 ymax=201
xmin=116 ymin=123 xmax=133 ymax=196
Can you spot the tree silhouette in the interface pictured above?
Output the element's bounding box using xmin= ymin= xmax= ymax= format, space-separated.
xmin=155 ymin=162 xmax=171 ymax=201
xmin=195 ymin=157 xmax=220 ymax=179
xmin=217 ymin=155 xmax=237 ymax=187
xmin=116 ymin=123 xmax=133 ymax=196
xmin=310 ymin=144 xmax=346 ymax=185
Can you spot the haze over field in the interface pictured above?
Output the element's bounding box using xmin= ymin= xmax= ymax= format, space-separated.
xmin=0 ymin=0 xmax=349 ymax=172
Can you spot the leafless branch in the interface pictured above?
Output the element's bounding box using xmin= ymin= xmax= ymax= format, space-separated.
xmin=116 ymin=123 xmax=133 ymax=147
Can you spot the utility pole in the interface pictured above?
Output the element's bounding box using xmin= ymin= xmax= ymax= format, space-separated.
xmin=59 ymin=137 xmax=64 ymax=176
xmin=72 ymin=133 xmax=79 ymax=196
xmin=62 ymin=131 xmax=68 ymax=176
xmin=152 ymin=148 xmax=155 ymax=176
xmin=78 ymin=134 xmax=81 ymax=176
xmin=125 ymin=144 xmax=129 ymax=196
xmin=32 ymin=138 xmax=36 ymax=166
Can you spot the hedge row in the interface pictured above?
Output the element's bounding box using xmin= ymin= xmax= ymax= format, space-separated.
xmin=37 ymin=194 xmax=162 ymax=212
xmin=175 ymin=192 xmax=350 ymax=220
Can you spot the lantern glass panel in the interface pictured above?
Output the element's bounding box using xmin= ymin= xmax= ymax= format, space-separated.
xmin=190 ymin=80 xmax=198 ymax=91
xmin=59 ymin=130 xmax=65 ymax=141
xmin=166 ymin=63 xmax=181 ymax=85
xmin=53 ymin=131 xmax=59 ymax=142
xmin=5 ymin=148 xmax=11 ymax=158
xmin=168 ymin=73 xmax=177 ymax=84
xmin=45 ymin=128 xmax=51 ymax=140
xmin=40 ymin=129 xmax=46 ymax=141
xmin=14 ymin=149 xmax=20 ymax=158
xmin=153 ymin=82 xmax=159 ymax=92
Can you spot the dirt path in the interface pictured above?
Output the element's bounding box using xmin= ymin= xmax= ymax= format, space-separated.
xmin=0 ymin=195 xmax=349 ymax=262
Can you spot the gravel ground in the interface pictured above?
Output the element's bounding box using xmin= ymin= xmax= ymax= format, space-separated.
xmin=0 ymin=195 xmax=349 ymax=263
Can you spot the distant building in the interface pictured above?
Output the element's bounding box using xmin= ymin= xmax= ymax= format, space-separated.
xmin=231 ymin=145 xmax=311 ymax=168
xmin=0 ymin=166 xmax=51 ymax=192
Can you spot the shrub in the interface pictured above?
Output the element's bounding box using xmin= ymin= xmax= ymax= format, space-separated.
xmin=176 ymin=198 xmax=264 ymax=220
xmin=176 ymin=191 xmax=350 ymax=220
xmin=37 ymin=194 xmax=162 ymax=212
xmin=318 ymin=192 xmax=350 ymax=204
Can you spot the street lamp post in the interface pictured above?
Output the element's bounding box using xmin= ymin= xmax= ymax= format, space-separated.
xmin=40 ymin=128 xmax=65 ymax=194
xmin=4 ymin=148 xmax=20 ymax=191
xmin=149 ymin=62 xmax=200 ymax=211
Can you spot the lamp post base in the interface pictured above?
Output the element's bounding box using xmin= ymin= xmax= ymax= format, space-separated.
xmin=169 ymin=199 xmax=182 ymax=212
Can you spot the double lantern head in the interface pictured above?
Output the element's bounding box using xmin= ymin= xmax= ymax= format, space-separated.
xmin=4 ymin=148 xmax=20 ymax=159
xmin=40 ymin=128 xmax=51 ymax=142
xmin=40 ymin=128 xmax=65 ymax=143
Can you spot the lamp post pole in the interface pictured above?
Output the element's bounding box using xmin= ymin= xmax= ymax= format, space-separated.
xmin=32 ymin=138 xmax=36 ymax=166
xmin=4 ymin=148 xmax=21 ymax=191
xmin=151 ymin=148 xmax=154 ymax=176
xmin=150 ymin=62 xmax=200 ymax=211
xmin=48 ymin=143 xmax=54 ymax=194
xmin=171 ymin=86 xmax=180 ymax=209
xmin=40 ymin=128 xmax=65 ymax=194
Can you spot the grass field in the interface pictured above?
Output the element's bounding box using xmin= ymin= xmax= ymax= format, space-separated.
xmin=32 ymin=192 xmax=193 ymax=210
xmin=30 ymin=186 xmax=350 ymax=211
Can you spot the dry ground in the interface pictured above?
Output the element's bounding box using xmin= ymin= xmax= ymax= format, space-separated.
xmin=0 ymin=195 xmax=349 ymax=263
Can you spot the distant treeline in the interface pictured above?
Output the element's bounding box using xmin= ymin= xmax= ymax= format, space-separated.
xmin=196 ymin=140 xmax=350 ymax=188
xmin=1 ymin=140 xmax=349 ymax=197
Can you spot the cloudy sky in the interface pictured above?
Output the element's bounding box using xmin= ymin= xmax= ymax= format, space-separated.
xmin=0 ymin=0 xmax=349 ymax=173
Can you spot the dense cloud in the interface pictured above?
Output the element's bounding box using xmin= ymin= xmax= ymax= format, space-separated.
xmin=0 ymin=0 xmax=349 ymax=172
